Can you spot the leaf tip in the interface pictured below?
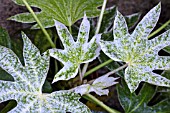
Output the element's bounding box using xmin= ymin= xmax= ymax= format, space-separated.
xmin=54 ymin=20 xmax=64 ymax=28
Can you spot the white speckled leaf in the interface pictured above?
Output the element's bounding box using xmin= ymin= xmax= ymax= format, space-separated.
xmin=10 ymin=0 xmax=103 ymax=28
xmin=50 ymin=15 xmax=101 ymax=83
xmin=73 ymin=75 xmax=118 ymax=96
xmin=0 ymin=33 xmax=91 ymax=113
xmin=100 ymin=3 xmax=170 ymax=92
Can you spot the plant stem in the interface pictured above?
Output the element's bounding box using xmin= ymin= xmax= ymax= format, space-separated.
xmin=22 ymin=0 xmax=56 ymax=48
xmin=84 ymin=59 xmax=113 ymax=77
xmin=103 ymin=63 xmax=128 ymax=76
xmin=95 ymin=0 xmax=108 ymax=34
xmin=82 ymin=63 xmax=89 ymax=78
xmin=69 ymin=26 xmax=72 ymax=34
xmin=84 ymin=19 xmax=170 ymax=78
xmin=82 ymin=0 xmax=108 ymax=77
xmin=83 ymin=94 xmax=120 ymax=113
xmin=148 ymin=19 xmax=170 ymax=39
xmin=78 ymin=66 xmax=83 ymax=83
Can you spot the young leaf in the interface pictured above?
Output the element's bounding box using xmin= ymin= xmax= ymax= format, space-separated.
xmin=10 ymin=0 xmax=103 ymax=28
xmin=117 ymin=81 xmax=170 ymax=113
xmin=100 ymin=3 xmax=170 ymax=92
xmin=0 ymin=32 xmax=91 ymax=112
xmin=73 ymin=75 xmax=118 ymax=96
xmin=50 ymin=15 xmax=101 ymax=83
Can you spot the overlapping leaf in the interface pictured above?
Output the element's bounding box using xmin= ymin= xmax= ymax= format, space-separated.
xmin=98 ymin=6 xmax=140 ymax=77
xmin=73 ymin=75 xmax=118 ymax=96
xmin=50 ymin=15 xmax=101 ymax=83
xmin=0 ymin=27 xmax=13 ymax=81
xmin=117 ymin=81 xmax=170 ymax=113
xmin=100 ymin=3 xmax=170 ymax=92
xmin=10 ymin=0 xmax=103 ymax=28
xmin=0 ymin=33 xmax=91 ymax=112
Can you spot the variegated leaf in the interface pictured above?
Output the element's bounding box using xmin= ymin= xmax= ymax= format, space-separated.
xmin=50 ymin=15 xmax=101 ymax=83
xmin=10 ymin=0 xmax=103 ymax=28
xmin=73 ymin=75 xmax=118 ymax=96
xmin=100 ymin=3 xmax=170 ymax=92
xmin=0 ymin=32 xmax=91 ymax=113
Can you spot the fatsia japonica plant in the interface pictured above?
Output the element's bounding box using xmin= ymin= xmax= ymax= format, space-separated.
xmin=49 ymin=15 xmax=101 ymax=83
xmin=0 ymin=0 xmax=170 ymax=112
xmin=100 ymin=3 xmax=170 ymax=92
xmin=0 ymin=33 xmax=91 ymax=112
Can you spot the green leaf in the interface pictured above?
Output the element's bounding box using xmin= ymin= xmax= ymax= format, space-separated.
xmin=73 ymin=75 xmax=118 ymax=96
xmin=117 ymin=81 xmax=170 ymax=113
xmin=10 ymin=0 xmax=103 ymax=28
xmin=99 ymin=6 xmax=140 ymax=33
xmin=125 ymin=13 xmax=141 ymax=29
xmin=99 ymin=6 xmax=117 ymax=33
xmin=0 ymin=32 xmax=91 ymax=112
xmin=0 ymin=27 xmax=11 ymax=48
xmin=49 ymin=15 xmax=101 ymax=83
xmin=0 ymin=27 xmax=13 ymax=81
xmin=33 ymin=29 xmax=54 ymax=53
xmin=164 ymin=46 xmax=170 ymax=54
xmin=100 ymin=3 xmax=170 ymax=92
xmin=157 ymin=70 xmax=170 ymax=94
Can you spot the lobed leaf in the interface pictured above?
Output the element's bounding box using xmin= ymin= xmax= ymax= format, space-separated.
xmin=10 ymin=0 xmax=103 ymax=28
xmin=73 ymin=75 xmax=118 ymax=96
xmin=100 ymin=3 xmax=170 ymax=92
xmin=117 ymin=80 xmax=170 ymax=113
xmin=50 ymin=15 xmax=101 ymax=83
xmin=0 ymin=32 xmax=91 ymax=112
xmin=98 ymin=9 xmax=140 ymax=77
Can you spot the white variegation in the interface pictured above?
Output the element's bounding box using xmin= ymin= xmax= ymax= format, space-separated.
xmin=100 ymin=3 xmax=170 ymax=92
xmin=0 ymin=32 xmax=91 ymax=113
xmin=50 ymin=15 xmax=101 ymax=83
xmin=73 ymin=75 xmax=118 ymax=96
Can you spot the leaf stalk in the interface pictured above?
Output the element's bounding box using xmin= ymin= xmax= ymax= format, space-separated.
xmin=148 ymin=19 xmax=170 ymax=39
xmin=83 ymin=94 xmax=120 ymax=113
xmin=21 ymin=0 xmax=56 ymax=48
xmin=82 ymin=0 xmax=108 ymax=77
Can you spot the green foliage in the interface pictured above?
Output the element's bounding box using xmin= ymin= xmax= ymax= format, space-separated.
xmin=0 ymin=27 xmax=11 ymax=48
xmin=0 ymin=32 xmax=91 ymax=112
xmin=33 ymin=29 xmax=54 ymax=53
xmin=117 ymin=81 xmax=170 ymax=113
xmin=100 ymin=3 xmax=170 ymax=92
xmin=1 ymin=0 xmax=170 ymax=112
xmin=0 ymin=27 xmax=13 ymax=81
xmin=10 ymin=0 xmax=103 ymax=28
xmin=49 ymin=15 xmax=101 ymax=83
xmin=98 ymin=7 xmax=140 ymax=77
